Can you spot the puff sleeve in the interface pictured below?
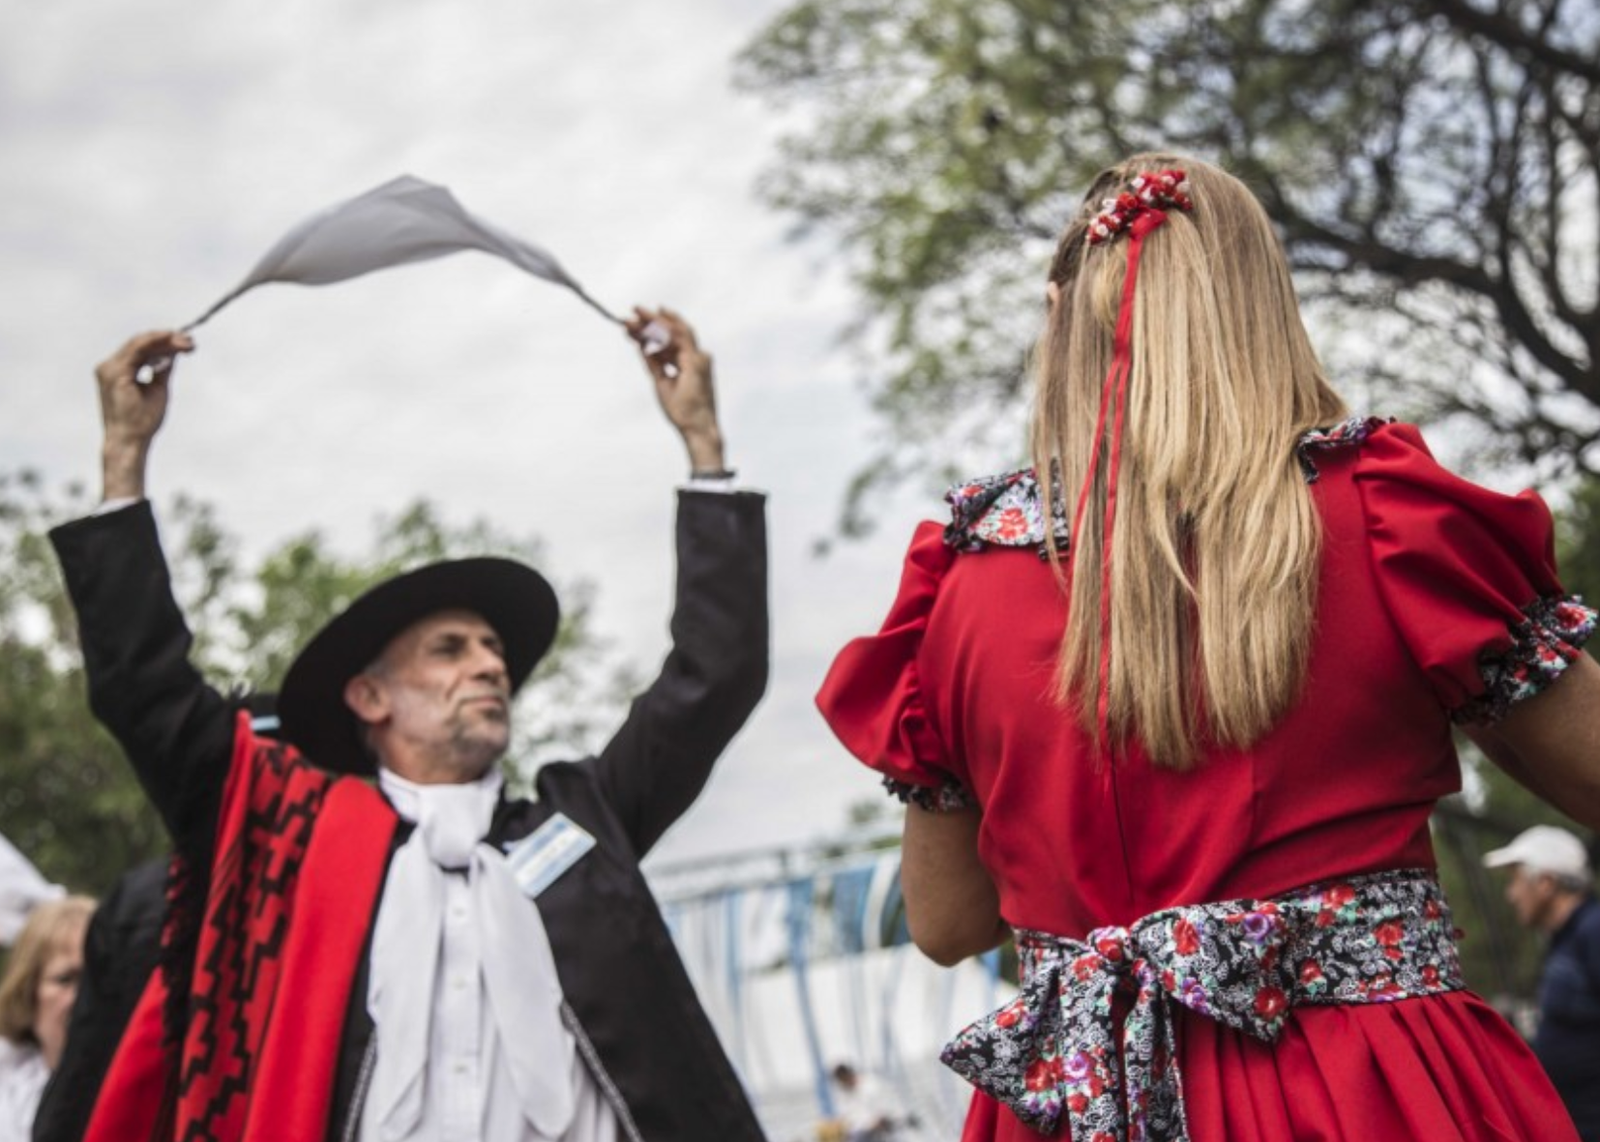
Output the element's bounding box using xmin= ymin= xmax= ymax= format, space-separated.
xmin=816 ymin=522 xmax=976 ymax=811
xmin=1355 ymin=422 xmax=1597 ymax=724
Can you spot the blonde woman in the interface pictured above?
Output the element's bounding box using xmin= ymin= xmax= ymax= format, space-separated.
xmin=818 ymin=155 xmax=1600 ymax=1142
xmin=0 ymin=895 xmax=92 ymax=1141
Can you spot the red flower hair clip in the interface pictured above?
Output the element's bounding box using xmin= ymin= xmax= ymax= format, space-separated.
xmin=1084 ymin=169 xmax=1193 ymax=246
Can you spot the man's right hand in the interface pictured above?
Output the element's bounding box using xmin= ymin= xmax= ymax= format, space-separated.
xmin=623 ymin=307 xmax=726 ymax=475
xmin=95 ymin=330 xmax=193 ymax=501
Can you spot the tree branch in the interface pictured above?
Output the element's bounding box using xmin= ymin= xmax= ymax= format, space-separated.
xmin=1409 ymin=0 xmax=1600 ymax=83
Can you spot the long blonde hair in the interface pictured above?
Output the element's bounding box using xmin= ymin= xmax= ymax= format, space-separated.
xmin=1033 ymin=155 xmax=1347 ymax=769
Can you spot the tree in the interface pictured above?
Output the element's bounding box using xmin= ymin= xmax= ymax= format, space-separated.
xmin=737 ymin=0 xmax=1599 ymax=533
xmin=0 ymin=471 xmax=626 ymax=894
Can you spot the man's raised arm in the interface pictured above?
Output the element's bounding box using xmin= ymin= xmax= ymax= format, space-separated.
xmin=589 ymin=309 xmax=769 ymax=857
xmin=50 ymin=331 xmax=235 ymax=854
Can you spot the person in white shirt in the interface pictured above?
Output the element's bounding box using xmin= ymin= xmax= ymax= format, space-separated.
xmin=0 ymin=896 xmax=93 ymax=1142
xmin=829 ymin=1064 xmax=899 ymax=1142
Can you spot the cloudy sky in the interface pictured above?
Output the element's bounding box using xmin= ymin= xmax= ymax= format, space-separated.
xmin=0 ymin=0 xmax=977 ymax=868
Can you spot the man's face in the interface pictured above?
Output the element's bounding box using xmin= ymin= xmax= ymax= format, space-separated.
xmin=1504 ymin=865 xmax=1560 ymax=930
xmin=348 ymin=608 xmax=513 ymax=784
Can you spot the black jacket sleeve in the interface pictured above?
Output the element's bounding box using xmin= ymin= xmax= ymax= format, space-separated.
xmin=589 ymin=489 xmax=768 ymax=858
xmin=50 ymin=502 xmax=234 ymax=855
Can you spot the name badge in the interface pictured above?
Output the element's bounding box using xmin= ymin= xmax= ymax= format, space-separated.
xmin=504 ymin=813 xmax=596 ymax=898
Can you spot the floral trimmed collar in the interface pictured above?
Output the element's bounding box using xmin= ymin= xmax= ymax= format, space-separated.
xmin=944 ymin=466 xmax=1071 ymax=556
xmin=944 ymin=417 xmax=1391 ymax=555
xmin=1295 ymin=415 xmax=1390 ymax=483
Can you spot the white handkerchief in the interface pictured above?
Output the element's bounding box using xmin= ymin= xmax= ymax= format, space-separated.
xmin=186 ymin=175 xmax=618 ymax=329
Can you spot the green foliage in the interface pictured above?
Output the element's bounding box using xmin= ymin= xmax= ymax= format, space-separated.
xmin=739 ymin=0 xmax=1600 ymax=531
xmin=1435 ymin=793 xmax=1548 ymax=1003
xmin=1556 ymin=479 xmax=1600 ymax=609
xmin=0 ymin=472 xmax=161 ymax=893
xmin=0 ymin=471 xmax=624 ymax=894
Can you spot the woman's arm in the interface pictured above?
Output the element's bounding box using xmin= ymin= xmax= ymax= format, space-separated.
xmin=900 ymin=803 xmax=1007 ymax=967
xmin=1464 ymin=652 xmax=1600 ymax=829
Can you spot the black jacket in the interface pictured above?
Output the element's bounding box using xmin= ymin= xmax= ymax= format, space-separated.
xmin=50 ymin=490 xmax=770 ymax=1141
xmin=1536 ymin=895 xmax=1600 ymax=1140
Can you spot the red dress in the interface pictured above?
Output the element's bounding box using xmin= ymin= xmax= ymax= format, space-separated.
xmin=817 ymin=421 xmax=1593 ymax=1142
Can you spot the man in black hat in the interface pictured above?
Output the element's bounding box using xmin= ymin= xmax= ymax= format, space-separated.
xmin=50 ymin=309 xmax=769 ymax=1142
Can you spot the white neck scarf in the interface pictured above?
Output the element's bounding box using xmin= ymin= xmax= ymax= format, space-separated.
xmin=367 ymin=766 xmax=576 ymax=1139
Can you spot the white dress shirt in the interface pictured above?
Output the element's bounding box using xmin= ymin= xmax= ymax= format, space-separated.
xmin=0 ymin=1040 xmax=46 ymax=1142
xmin=360 ymin=768 xmax=619 ymax=1142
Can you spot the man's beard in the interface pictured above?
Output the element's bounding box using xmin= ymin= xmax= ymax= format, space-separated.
xmin=445 ymin=708 xmax=511 ymax=776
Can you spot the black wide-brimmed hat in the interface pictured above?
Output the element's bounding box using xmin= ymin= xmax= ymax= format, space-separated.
xmin=277 ymin=558 xmax=559 ymax=774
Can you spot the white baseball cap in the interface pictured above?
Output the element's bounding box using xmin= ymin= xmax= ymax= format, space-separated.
xmin=1482 ymin=825 xmax=1592 ymax=880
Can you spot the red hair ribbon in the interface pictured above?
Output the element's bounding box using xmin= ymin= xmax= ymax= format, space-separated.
xmin=1085 ymin=169 xmax=1191 ymax=247
xmin=1068 ymin=171 xmax=1191 ymax=760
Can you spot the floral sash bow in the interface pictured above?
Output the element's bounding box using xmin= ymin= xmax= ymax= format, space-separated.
xmin=940 ymin=869 xmax=1462 ymax=1141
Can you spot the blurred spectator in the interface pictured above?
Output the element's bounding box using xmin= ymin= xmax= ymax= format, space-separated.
xmin=829 ymin=1063 xmax=898 ymax=1142
xmin=31 ymin=860 xmax=165 ymax=1142
xmin=1485 ymin=826 xmax=1600 ymax=1139
xmin=0 ymin=897 xmax=94 ymax=1142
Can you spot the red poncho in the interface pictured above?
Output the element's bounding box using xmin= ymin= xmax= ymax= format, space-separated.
xmin=86 ymin=713 xmax=396 ymax=1141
